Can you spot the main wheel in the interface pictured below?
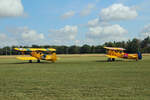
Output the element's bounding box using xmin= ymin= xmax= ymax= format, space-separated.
xmin=107 ymin=58 xmax=111 ymax=62
xmin=112 ymin=58 xmax=115 ymax=62
xmin=29 ymin=60 xmax=32 ymax=63
xmin=37 ymin=60 xmax=40 ymax=63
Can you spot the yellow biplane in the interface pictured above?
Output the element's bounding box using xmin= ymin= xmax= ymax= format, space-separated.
xmin=14 ymin=48 xmax=57 ymax=63
xmin=104 ymin=47 xmax=142 ymax=61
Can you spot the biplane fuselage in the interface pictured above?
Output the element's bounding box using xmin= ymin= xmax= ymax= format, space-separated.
xmin=104 ymin=47 xmax=142 ymax=61
xmin=14 ymin=48 xmax=57 ymax=63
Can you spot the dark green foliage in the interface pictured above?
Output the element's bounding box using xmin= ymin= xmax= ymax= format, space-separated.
xmin=80 ymin=44 xmax=91 ymax=53
xmin=125 ymin=38 xmax=140 ymax=53
xmin=1 ymin=36 xmax=150 ymax=55
xmin=94 ymin=45 xmax=105 ymax=53
xmin=55 ymin=46 xmax=68 ymax=54
xmin=68 ymin=45 xmax=80 ymax=54
xmin=140 ymin=37 xmax=150 ymax=53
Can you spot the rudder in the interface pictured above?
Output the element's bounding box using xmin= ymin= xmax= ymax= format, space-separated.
xmin=51 ymin=53 xmax=57 ymax=62
xmin=137 ymin=52 xmax=142 ymax=60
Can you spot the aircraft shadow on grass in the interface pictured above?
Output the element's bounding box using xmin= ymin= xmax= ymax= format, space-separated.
xmin=0 ymin=62 xmax=53 ymax=65
xmin=0 ymin=60 xmax=135 ymax=65
xmin=95 ymin=60 xmax=134 ymax=62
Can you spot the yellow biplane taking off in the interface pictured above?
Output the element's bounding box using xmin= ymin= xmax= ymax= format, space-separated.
xmin=104 ymin=47 xmax=142 ymax=62
xmin=14 ymin=48 xmax=57 ymax=63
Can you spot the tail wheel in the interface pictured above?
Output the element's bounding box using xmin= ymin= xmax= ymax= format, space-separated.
xmin=51 ymin=60 xmax=55 ymax=63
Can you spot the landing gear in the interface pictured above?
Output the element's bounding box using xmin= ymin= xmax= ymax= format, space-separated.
xmin=107 ymin=58 xmax=115 ymax=62
xmin=29 ymin=60 xmax=32 ymax=63
xmin=136 ymin=58 xmax=138 ymax=61
xmin=37 ymin=60 xmax=40 ymax=63
xmin=112 ymin=58 xmax=115 ymax=62
xmin=107 ymin=58 xmax=111 ymax=62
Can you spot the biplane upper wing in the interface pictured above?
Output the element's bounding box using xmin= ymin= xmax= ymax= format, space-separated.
xmin=16 ymin=57 xmax=38 ymax=60
xmin=104 ymin=47 xmax=125 ymax=51
xmin=14 ymin=48 xmax=56 ymax=52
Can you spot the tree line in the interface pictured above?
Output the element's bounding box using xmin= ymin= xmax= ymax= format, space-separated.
xmin=0 ymin=37 xmax=150 ymax=55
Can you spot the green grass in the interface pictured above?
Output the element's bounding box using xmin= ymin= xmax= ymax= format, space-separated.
xmin=0 ymin=56 xmax=150 ymax=100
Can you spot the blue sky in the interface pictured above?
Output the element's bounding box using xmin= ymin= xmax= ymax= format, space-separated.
xmin=0 ymin=0 xmax=150 ymax=47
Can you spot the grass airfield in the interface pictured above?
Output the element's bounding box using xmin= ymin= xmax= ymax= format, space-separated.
xmin=0 ymin=55 xmax=150 ymax=100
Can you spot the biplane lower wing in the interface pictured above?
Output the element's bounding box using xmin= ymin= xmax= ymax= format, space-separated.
xmin=16 ymin=57 xmax=38 ymax=61
xmin=106 ymin=55 xmax=118 ymax=58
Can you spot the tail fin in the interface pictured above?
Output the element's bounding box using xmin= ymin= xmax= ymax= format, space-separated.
xmin=51 ymin=53 xmax=57 ymax=62
xmin=137 ymin=52 xmax=142 ymax=60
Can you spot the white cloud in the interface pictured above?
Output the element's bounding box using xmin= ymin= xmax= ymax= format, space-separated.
xmin=100 ymin=3 xmax=138 ymax=21
xmin=0 ymin=33 xmax=18 ymax=47
xmin=1 ymin=26 xmax=79 ymax=46
xmin=0 ymin=33 xmax=7 ymax=40
xmin=61 ymin=11 xmax=75 ymax=19
xmin=16 ymin=27 xmax=45 ymax=45
xmin=87 ymin=24 xmax=128 ymax=43
xmin=49 ymin=25 xmax=78 ymax=45
xmin=21 ymin=30 xmax=44 ymax=43
xmin=88 ymin=18 xmax=99 ymax=27
xmin=8 ymin=27 xmax=45 ymax=42
xmin=0 ymin=27 xmax=46 ymax=47
xmin=7 ymin=26 xmax=29 ymax=34
xmin=0 ymin=0 xmax=24 ymax=17
xmin=141 ymin=24 xmax=150 ymax=38
xmin=80 ymin=3 xmax=95 ymax=16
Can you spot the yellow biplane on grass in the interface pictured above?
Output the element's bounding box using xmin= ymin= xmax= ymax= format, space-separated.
xmin=14 ymin=48 xmax=57 ymax=63
xmin=104 ymin=47 xmax=142 ymax=62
